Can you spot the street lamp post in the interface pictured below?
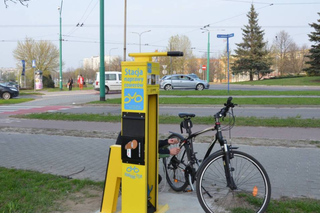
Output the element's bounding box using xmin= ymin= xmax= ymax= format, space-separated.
xmin=58 ymin=0 xmax=64 ymax=90
xmin=201 ymin=29 xmax=210 ymax=83
xmin=131 ymin=30 xmax=151 ymax=52
xmin=108 ymin=48 xmax=118 ymax=71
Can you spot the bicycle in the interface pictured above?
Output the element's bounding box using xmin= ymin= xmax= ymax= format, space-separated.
xmin=162 ymin=97 xmax=271 ymax=213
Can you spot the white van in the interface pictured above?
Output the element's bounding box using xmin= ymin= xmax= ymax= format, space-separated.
xmin=94 ymin=71 xmax=122 ymax=94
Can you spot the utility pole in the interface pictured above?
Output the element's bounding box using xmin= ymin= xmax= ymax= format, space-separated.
xmin=58 ymin=0 xmax=64 ymax=90
xmin=201 ymin=27 xmax=210 ymax=83
xmin=123 ymin=0 xmax=127 ymax=61
xmin=100 ymin=0 xmax=105 ymax=101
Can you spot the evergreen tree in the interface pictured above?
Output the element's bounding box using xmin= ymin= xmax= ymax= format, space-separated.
xmin=304 ymin=12 xmax=320 ymax=76
xmin=232 ymin=4 xmax=272 ymax=81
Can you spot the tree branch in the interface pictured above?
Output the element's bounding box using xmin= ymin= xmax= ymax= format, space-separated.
xmin=4 ymin=0 xmax=29 ymax=8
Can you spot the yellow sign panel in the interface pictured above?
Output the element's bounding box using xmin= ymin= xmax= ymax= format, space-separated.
xmin=122 ymin=164 xmax=147 ymax=213
xmin=122 ymin=62 xmax=159 ymax=113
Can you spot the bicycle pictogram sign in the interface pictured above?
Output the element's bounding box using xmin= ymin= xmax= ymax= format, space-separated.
xmin=126 ymin=166 xmax=139 ymax=173
xmin=124 ymin=92 xmax=143 ymax=104
xmin=124 ymin=88 xmax=144 ymax=110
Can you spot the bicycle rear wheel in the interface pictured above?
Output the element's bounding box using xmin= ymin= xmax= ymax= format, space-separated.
xmin=163 ymin=144 xmax=189 ymax=192
xmin=196 ymin=150 xmax=271 ymax=213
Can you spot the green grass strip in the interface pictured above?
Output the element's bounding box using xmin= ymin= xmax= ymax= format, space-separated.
xmin=232 ymin=76 xmax=320 ymax=86
xmin=90 ymin=97 xmax=320 ymax=105
xmin=46 ymin=85 xmax=94 ymax=92
xmin=0 ymin=167 xmax=103 ymax=213
xmin=160 ymin=90 xmax=320 ymax=96
xmin=19 ymin=92 xmax=44 ymax=96
xmin=0 ymin=98 xmax=34 ymax=105
xmin=13 ymin=113 xmax=320 ymax=128
xmin=266 ymin=197 xmax=320 ymax=213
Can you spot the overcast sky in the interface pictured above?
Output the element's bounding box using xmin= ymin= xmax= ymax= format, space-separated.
xmin=0 ymin=0 xmax=319 ymax=70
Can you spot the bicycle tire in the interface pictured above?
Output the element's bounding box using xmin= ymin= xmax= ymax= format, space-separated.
xmin=163 ymin=144 xmax=189 ymax=192
xmin=196 ymin=150 xmax=271 ymax=213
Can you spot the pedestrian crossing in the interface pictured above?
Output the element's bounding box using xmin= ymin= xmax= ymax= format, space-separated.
xmin=0 ymin=105 xmax=74 ymax=115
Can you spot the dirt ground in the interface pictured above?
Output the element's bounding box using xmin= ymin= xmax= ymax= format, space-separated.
xmin=53 ymin=189 xmax=103 ymax=213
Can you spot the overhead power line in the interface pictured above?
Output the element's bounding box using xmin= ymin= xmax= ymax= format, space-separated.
xmin=65 ymin=0 xmax=99 ymax=36
xmin=0 ymin=24 xmax=311 ymax=29
xmin=222 ymin=0 xmax=320 ymax=5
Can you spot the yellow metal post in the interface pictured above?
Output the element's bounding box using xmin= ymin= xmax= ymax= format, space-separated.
xmin=100 ymin=52 xmax=183 ymax=213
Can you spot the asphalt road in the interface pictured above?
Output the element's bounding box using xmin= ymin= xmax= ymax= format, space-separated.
xmin=11 ymin=88 xmax=320 ymax=118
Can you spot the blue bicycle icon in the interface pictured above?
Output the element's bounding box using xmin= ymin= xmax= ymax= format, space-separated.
xmin=126 ymin=166 xmax=139 ymax=173
xmin=124 ymin=92 xmax=143 ymax=104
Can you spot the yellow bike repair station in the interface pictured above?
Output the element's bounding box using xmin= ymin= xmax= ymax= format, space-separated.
xmin=100 ymin=51 xmax=183 ymax=213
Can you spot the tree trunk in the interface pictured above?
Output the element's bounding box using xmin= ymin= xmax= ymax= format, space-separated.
xmin=250 ymin=72 xmax=254 ymax=81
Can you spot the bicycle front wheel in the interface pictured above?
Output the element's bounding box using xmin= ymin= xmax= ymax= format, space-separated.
xmin=196 ymin=150 xmax=271 ymax=213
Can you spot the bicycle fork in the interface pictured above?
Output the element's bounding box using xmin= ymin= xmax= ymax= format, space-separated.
xmin=223 ymin=144 xmax=237 ymax=190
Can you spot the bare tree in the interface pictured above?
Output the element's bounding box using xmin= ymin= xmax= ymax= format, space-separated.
xmin=109 ymin=56 xmax=122 ymax=71
xmin=4 ymin=0 xmax=29 ymax=8
xmin=13 ymin=37 xmax=59 ymax=87
xmin=273 ymin=31 xmax=309 ymax=75
xmin=273 ymin=31 xmax=293 ymax=75
xmin=159 ymin=35 xmax=194 ymax=75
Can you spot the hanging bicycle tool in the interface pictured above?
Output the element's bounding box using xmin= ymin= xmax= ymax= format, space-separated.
xmin=100 ymin=51 xmax=183 ymax=213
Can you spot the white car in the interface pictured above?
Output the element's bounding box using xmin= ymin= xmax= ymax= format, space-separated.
xmin=94 ymin=71 xmax=122 ymax=94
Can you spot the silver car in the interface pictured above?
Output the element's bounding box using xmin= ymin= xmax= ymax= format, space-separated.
xmin=160 ymin=74 xmax=210 ymax=91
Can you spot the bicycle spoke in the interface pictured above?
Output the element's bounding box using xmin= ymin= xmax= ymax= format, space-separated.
xmin=197 ymin=151 xmax=271 ymax=213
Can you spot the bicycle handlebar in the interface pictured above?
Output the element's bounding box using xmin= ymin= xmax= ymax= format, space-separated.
xmin=215 ymin=96 xmax=236 ymax=118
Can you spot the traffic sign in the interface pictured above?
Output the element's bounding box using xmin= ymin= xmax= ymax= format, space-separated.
xmin=32 ymin=60 xmax=36 ymax=68
xmin=217 ymin=33 xmax=234 ymax=38
xmin=162 ymin=70 xmax=167 ymax=75
xmin=162 ymin=65 xmax=167 ymax=69
xmin=202 ymin=65 xmax=206 ymax=70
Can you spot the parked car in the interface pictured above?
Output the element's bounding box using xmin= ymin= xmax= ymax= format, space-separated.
xmin=94 ymin=71 xmax=122 ymax=94
xmin=188 ymin=73 xmax=200 ymax=79
xmin=160 ymin=74 xmax=210 ymax=91
xmin=2 ymin=81 xmax=20 ymax=90
xmin=0 ymin=83 xmax=19 ymax=100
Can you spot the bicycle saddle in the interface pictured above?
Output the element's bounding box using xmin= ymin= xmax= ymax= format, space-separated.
xmin=178 ymin=113 xmax=196 ymax=118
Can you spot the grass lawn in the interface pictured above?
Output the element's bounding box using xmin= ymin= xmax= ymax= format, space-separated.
xmin=0 ymin=98 xmax=34 ymax=105
xmin=0 ymin=167 xmax=103 ymax=213
xmin=160 ymin=90 xmax=320 ymax=96
xmin=19 ymin=92 xmax=44 ymax=96
xmin=0 ymin=167 xmax=319 ymax=213
xmin=90 ymin=97 xmax=320 ymax=105
xmin=46 ymin=85 xmax=94 ymax=92
xmin=232 ymin=76 xmax=320 ymax=86
xmin=13 ymin=112 xmax=320 ymax=128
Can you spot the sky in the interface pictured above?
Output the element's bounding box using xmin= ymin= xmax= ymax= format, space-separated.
xmin=0 ymin=0 xmax=319 ymax=71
